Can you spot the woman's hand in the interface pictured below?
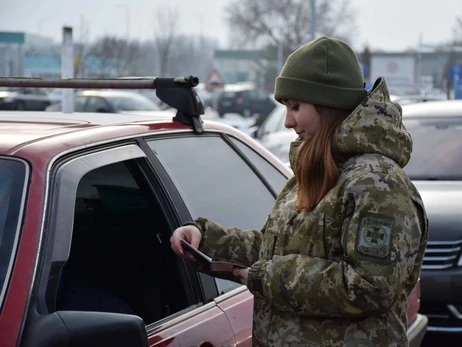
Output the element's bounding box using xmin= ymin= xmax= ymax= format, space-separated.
xmin=170 ymin=225 xmax=202 ymax=260
xmin=233 ymin=267 xmax=249 ymax=285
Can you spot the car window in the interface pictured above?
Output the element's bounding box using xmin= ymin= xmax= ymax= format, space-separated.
xmin=403 ymin=117 xmax=462 ymax=179
xmin=256 ymin=89 xmax=268 ymax=100
xmin=222 ymin=91 xmax=237 ymax=98
xmin=0 ymin=158 xmax=28 ymax=309
xmin=148 ymin=135 xmax=276 ymax=230
xmin=74 ymin=96 xmax=87 ymax=112
xmin=85 ymin=97 xmax=109 ymax=112
xmin=260 ymin=105 xmax=286 ymax=135
xmin=34 ymin=89 xmax=48 ymax=96
xmin=229 ymin=137 xmax=287 ymax=193
xmin=106 ymin=94 xmax=159 ymax=111
xmin=56 ymin=159 xmax=192 ymax=325
xmin=148 ymin=135 xmax=279 ymax=294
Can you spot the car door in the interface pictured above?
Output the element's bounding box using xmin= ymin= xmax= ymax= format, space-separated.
xmin=145 ymin=133 xmax=289 ymax=346
xmin=29 ymin=143 xmax=236 ymax=347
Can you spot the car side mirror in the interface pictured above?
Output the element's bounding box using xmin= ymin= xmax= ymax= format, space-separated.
xmin=21 ymin=310 xmax=149 ymax=347
xmin=96 ymin=108 xmax=108 ymax=113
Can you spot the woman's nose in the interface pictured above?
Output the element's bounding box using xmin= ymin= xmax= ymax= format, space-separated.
xmin=284 ymin=111 xmax=295 ymax=129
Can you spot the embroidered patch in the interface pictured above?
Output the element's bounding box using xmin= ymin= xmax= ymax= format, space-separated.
xmin=356 ymin=214 xmax=394 ymax=258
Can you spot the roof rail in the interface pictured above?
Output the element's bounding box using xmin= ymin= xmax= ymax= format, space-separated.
xmin=0 ymin=75 xmax=204 ymax=133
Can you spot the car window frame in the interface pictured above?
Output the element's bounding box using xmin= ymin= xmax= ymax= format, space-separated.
xmin=0 ymin=157 xmax=30 ymax=311
xmin=35 ymin=144 xmax=150 ymax=315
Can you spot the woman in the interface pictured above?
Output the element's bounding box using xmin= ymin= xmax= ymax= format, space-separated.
xmin=170 ymin=36 xmax=428 ymax=347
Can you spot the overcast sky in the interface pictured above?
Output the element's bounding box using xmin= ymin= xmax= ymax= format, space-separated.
xmin=1 ymin=0 xmax=462 ymax=51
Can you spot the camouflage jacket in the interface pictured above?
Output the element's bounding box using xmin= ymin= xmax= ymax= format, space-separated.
xmin=193 ymin=77 xmax=428 ymax=347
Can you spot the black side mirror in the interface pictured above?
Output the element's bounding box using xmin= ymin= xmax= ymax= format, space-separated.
xmin=21 ymin=310 xmax=149 ymax=347
xmin=96 ymin=108 xmax=108 ymax=113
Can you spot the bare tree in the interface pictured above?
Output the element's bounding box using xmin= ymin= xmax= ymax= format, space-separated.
xmin=87 ymin=36 xmax=141 ymax=77
xmin=153 ymin=6 xmax=181 ymax=77
xmin=226 ymin=0 xmax=356 ymax=56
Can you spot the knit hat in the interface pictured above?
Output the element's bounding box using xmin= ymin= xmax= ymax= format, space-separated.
xmin=274 ymin=36 xmax=367 ymax=110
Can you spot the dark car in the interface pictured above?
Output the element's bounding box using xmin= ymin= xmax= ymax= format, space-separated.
xmin=45 ymin=90 xmax=162 ymax=113
xmin=401 ymin=100 xmax=462 ymax=335
xmin=215 ymin=85 xmax=276 ymax=126
xmin=0 ymin=87 xmax=51 ymax=111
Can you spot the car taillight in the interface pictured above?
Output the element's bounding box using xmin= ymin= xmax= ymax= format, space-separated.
xmin=236 ymin=96 xmax=244 ymax=104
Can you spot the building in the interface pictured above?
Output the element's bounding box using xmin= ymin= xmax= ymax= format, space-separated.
xmin=213 ymin=50 xmax=264 ymax=85
xmin=0 ymin=31 xmax=58 ymax=77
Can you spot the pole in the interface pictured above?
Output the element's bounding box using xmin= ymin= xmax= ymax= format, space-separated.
xmin=61 ymin=27 xmax=74 ymax=113
xmin=416 ymin=32 xmax=423 ymax=92
xmin=311 ymin=0 xmax=316 ymax=41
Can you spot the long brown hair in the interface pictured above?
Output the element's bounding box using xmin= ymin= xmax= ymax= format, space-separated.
xmin=295 ymin=105 xmax=350 ymax=210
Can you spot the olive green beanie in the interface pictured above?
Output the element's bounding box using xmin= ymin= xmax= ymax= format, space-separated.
xmin=274 ymin=36 xmax=367 ymax=110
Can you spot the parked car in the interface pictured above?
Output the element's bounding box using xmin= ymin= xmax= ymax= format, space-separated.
xmin=45 ymin=90 xmax=164 ymax=114
xmin=0 ymin=87 xmax=51 ymax=111
xmin=252 ymin=103 xmax=296 ymax=162
xmin=0 ymin=77 xmax=426 ymax=347
xmin=215 ymin=85 xmax=276 ymax=126
xmin=399 ymin=100 xmax=462 ymax=335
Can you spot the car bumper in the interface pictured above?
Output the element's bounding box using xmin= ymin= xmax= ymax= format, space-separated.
xmin=420 ymin=267 xmax=462 ymax=332
xmin=408 ymin=314 xmax=428 ymax=347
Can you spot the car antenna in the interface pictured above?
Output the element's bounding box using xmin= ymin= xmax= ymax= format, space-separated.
xmin=0 ymin=75 xmax=205 ymax=133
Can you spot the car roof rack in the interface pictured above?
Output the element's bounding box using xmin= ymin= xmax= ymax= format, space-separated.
xmin=0 ymin=75 xmax=205 ymax=133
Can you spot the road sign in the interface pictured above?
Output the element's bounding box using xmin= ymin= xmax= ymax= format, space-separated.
xmin=205 ymin=68 xmax=225 ymax=90
xmin=448 ymin=64 xmax=462 ymax=82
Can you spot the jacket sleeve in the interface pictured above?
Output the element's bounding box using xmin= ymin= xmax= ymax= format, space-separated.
xmin=191 ymin=217 xmax=265 ymax=267
xmin=246 ymin=171 xmax=427 ymax=317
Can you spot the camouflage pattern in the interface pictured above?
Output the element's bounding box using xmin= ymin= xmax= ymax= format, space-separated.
xmin=194 ymin=77 xmax=428 ymax=347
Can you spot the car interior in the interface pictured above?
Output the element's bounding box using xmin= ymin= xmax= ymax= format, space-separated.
xmin=55 ymin=160 xmax=191 ymax=325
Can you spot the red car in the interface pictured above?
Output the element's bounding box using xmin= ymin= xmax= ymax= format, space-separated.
xmin=0 ymin=77 xmax=426 ymax=347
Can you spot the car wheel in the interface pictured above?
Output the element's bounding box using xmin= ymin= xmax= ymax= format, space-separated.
xmin=242 ymin=108 xmax=252 ymax=118
xmin=16 ymin=102 xmax=25 ymax=111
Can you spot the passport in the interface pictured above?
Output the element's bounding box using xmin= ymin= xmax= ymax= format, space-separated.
xmin=180 ymin=238 xmax=247 ymax=279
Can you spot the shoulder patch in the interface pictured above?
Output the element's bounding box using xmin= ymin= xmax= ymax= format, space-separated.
xmin=356 ymin=213 xmax=394 ymax=259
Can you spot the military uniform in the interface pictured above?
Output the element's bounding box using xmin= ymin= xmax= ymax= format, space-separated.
xmin=191 ymin=77 xmax=428 ymax=347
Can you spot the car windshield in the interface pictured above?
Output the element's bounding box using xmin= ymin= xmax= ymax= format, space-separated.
xmin=403 ymin=117 xmax=462 ymax=180
xmin=106 ymin=94 xmax=160 ymax=111
xmin=0 ymin=158 xmax=28 ymax=308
